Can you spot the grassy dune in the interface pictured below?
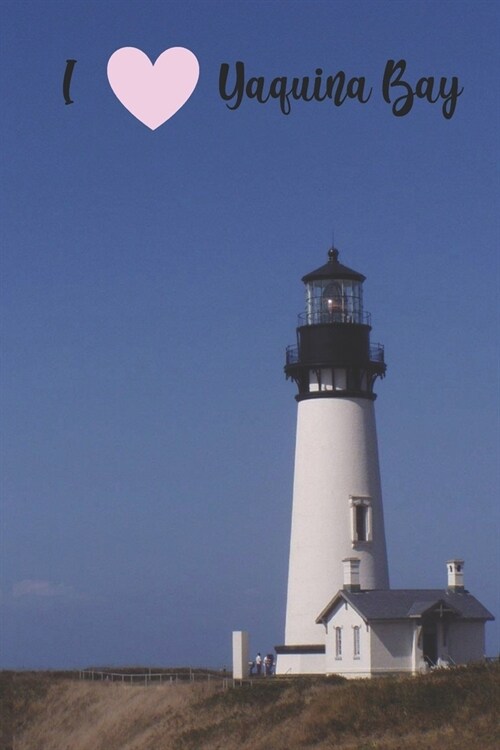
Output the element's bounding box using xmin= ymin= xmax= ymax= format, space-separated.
xmin=1 ymin=662 xmax=499 ymax=749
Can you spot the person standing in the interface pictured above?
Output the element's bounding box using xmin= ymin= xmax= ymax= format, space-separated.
xmin=265 ymin=653 xmax=274 ymax=676
xmin=255 ymin=652 xmax=262 ymax=676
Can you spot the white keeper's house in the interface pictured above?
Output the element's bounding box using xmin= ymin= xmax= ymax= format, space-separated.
xmin=316 ymin=558 xmax=493 ymax=678
xmin=274 ymin=248 xmax=494 ymax=676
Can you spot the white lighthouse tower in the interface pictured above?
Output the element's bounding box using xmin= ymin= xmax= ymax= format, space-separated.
xmin=276 ymin=248 xmax=390 ymax=674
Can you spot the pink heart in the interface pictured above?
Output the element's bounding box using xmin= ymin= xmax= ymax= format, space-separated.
xmin=107 ymin=47 xmax=199 ymax=130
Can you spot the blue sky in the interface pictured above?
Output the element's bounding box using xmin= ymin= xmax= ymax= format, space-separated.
xmin=1 ymin=0 xmax=498 ymax=668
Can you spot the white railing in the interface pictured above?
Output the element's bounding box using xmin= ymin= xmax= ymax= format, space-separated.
xmin=78 ymin=669 xmax=228 ymax=686
xmin=78 ymin=669 xmax=260 ymax=690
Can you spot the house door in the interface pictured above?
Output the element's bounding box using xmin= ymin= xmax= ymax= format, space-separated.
xmin=422 ymin=624 xmax=438 ymax=667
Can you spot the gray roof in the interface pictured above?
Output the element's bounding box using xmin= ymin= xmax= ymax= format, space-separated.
xmin=302 ymin=249 xmax=366 ymax=284
xmin=316 ymin=589 xmax=495 ymax=624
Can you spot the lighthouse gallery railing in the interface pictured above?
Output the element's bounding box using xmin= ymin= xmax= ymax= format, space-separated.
xmin=285 ymin=342 xmax=385 ymax=366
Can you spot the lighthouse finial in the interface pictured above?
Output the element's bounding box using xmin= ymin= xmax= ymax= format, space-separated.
xmin=329 ymin=226 xmax=338 ymax=262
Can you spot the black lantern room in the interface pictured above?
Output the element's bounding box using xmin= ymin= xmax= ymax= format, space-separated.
xmin=285 ymin=248 xmax=386 ymax=400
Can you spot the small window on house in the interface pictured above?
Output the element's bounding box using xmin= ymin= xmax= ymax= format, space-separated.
xmin=353 ymin=626 xmax=361 ymax=658
xmin=335 ymin=627 xmax=342 ymax=659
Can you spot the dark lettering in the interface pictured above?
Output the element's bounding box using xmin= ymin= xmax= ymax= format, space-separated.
xmin=415 ymin=76 xmax=440 ymax=104
xmin=63 ymin=59 xmax=77 ymax=105
xmin=347 ymin=77 xmax=372 ymax=103
xmin=218 ymin=59 xmax=460 ymax=120
xmin=269 ymin=77 xmax=290 ymax=114
xmin=382 ymin=59 xmax=414 ymax=116
xmin=219 ymin=61 xmax=245 ymax=110
xmin=290 ymin=76 xmax=313 ymax=101
xmin=325 ymin=71 xmax=347 ymax=105
xmin=313 ymin=68 xmax=328 ymax=102
xmin=246 ymin=76 xmax=270 ymax=103
xmin=440 ymin=77 xmax=463 ymax=120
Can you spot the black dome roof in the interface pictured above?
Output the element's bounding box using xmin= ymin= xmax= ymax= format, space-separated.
xmin=302 ymin=248 xmax=366 ymax=283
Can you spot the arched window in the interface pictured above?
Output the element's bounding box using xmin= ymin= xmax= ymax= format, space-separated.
xmin=335 ymin=627 xmax=342 ymax=658
xmin=353 ymin=626 xmax=361 ymax=658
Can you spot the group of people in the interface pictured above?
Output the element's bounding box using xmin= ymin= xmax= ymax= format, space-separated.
xmin=249 ymin=652 xmax=274 ymax=676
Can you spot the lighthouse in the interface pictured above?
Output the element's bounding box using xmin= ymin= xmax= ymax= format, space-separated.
xmin=275 ymin=248 xmax=390 ymax=674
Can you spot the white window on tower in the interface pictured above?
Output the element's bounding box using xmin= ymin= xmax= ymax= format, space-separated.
xmin=335 ymin=627 xmax=342 ymax=659
xmin=350 ymin=497 xmax=372 ymax=544
xmin=356 ymin=505 xmax=367 ymax=541
xmin=353 ymin=626 xmax=361 ymax=658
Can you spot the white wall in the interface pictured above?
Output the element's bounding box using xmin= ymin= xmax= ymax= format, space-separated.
xmin=232 ymin=631 xmax=249 ymax=680
xmin=447 ymin=621 xmax=485 ymax=664
xmin=284 ymin=398 xmax=390 ymax=647
xmin=324 ymin=600 xmax=371 ymax=678
xmin=275 ymin=652 xmax=325 ymax=675
xmin=370 ymin=621 xmax=414 ymax=674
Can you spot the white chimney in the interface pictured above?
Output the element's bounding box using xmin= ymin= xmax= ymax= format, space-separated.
xmin=447 ymin=559 xmax=465 ymax=591
xmin=343 ymin=557 xmax=361 ymax=592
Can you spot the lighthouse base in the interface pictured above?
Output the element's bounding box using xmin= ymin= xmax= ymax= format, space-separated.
xmin=275 ymin=644 xmax=326 ymax=675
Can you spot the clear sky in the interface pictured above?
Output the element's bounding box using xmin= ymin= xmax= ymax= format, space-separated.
xmin=1 ymin=0 xmax=498 ymax=668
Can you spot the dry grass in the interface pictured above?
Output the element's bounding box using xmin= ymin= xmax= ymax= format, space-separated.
xmin=2 ymin=662 xmax=499 ymax=750
xmin=2 ymin=678 xmax=218 ymax=750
